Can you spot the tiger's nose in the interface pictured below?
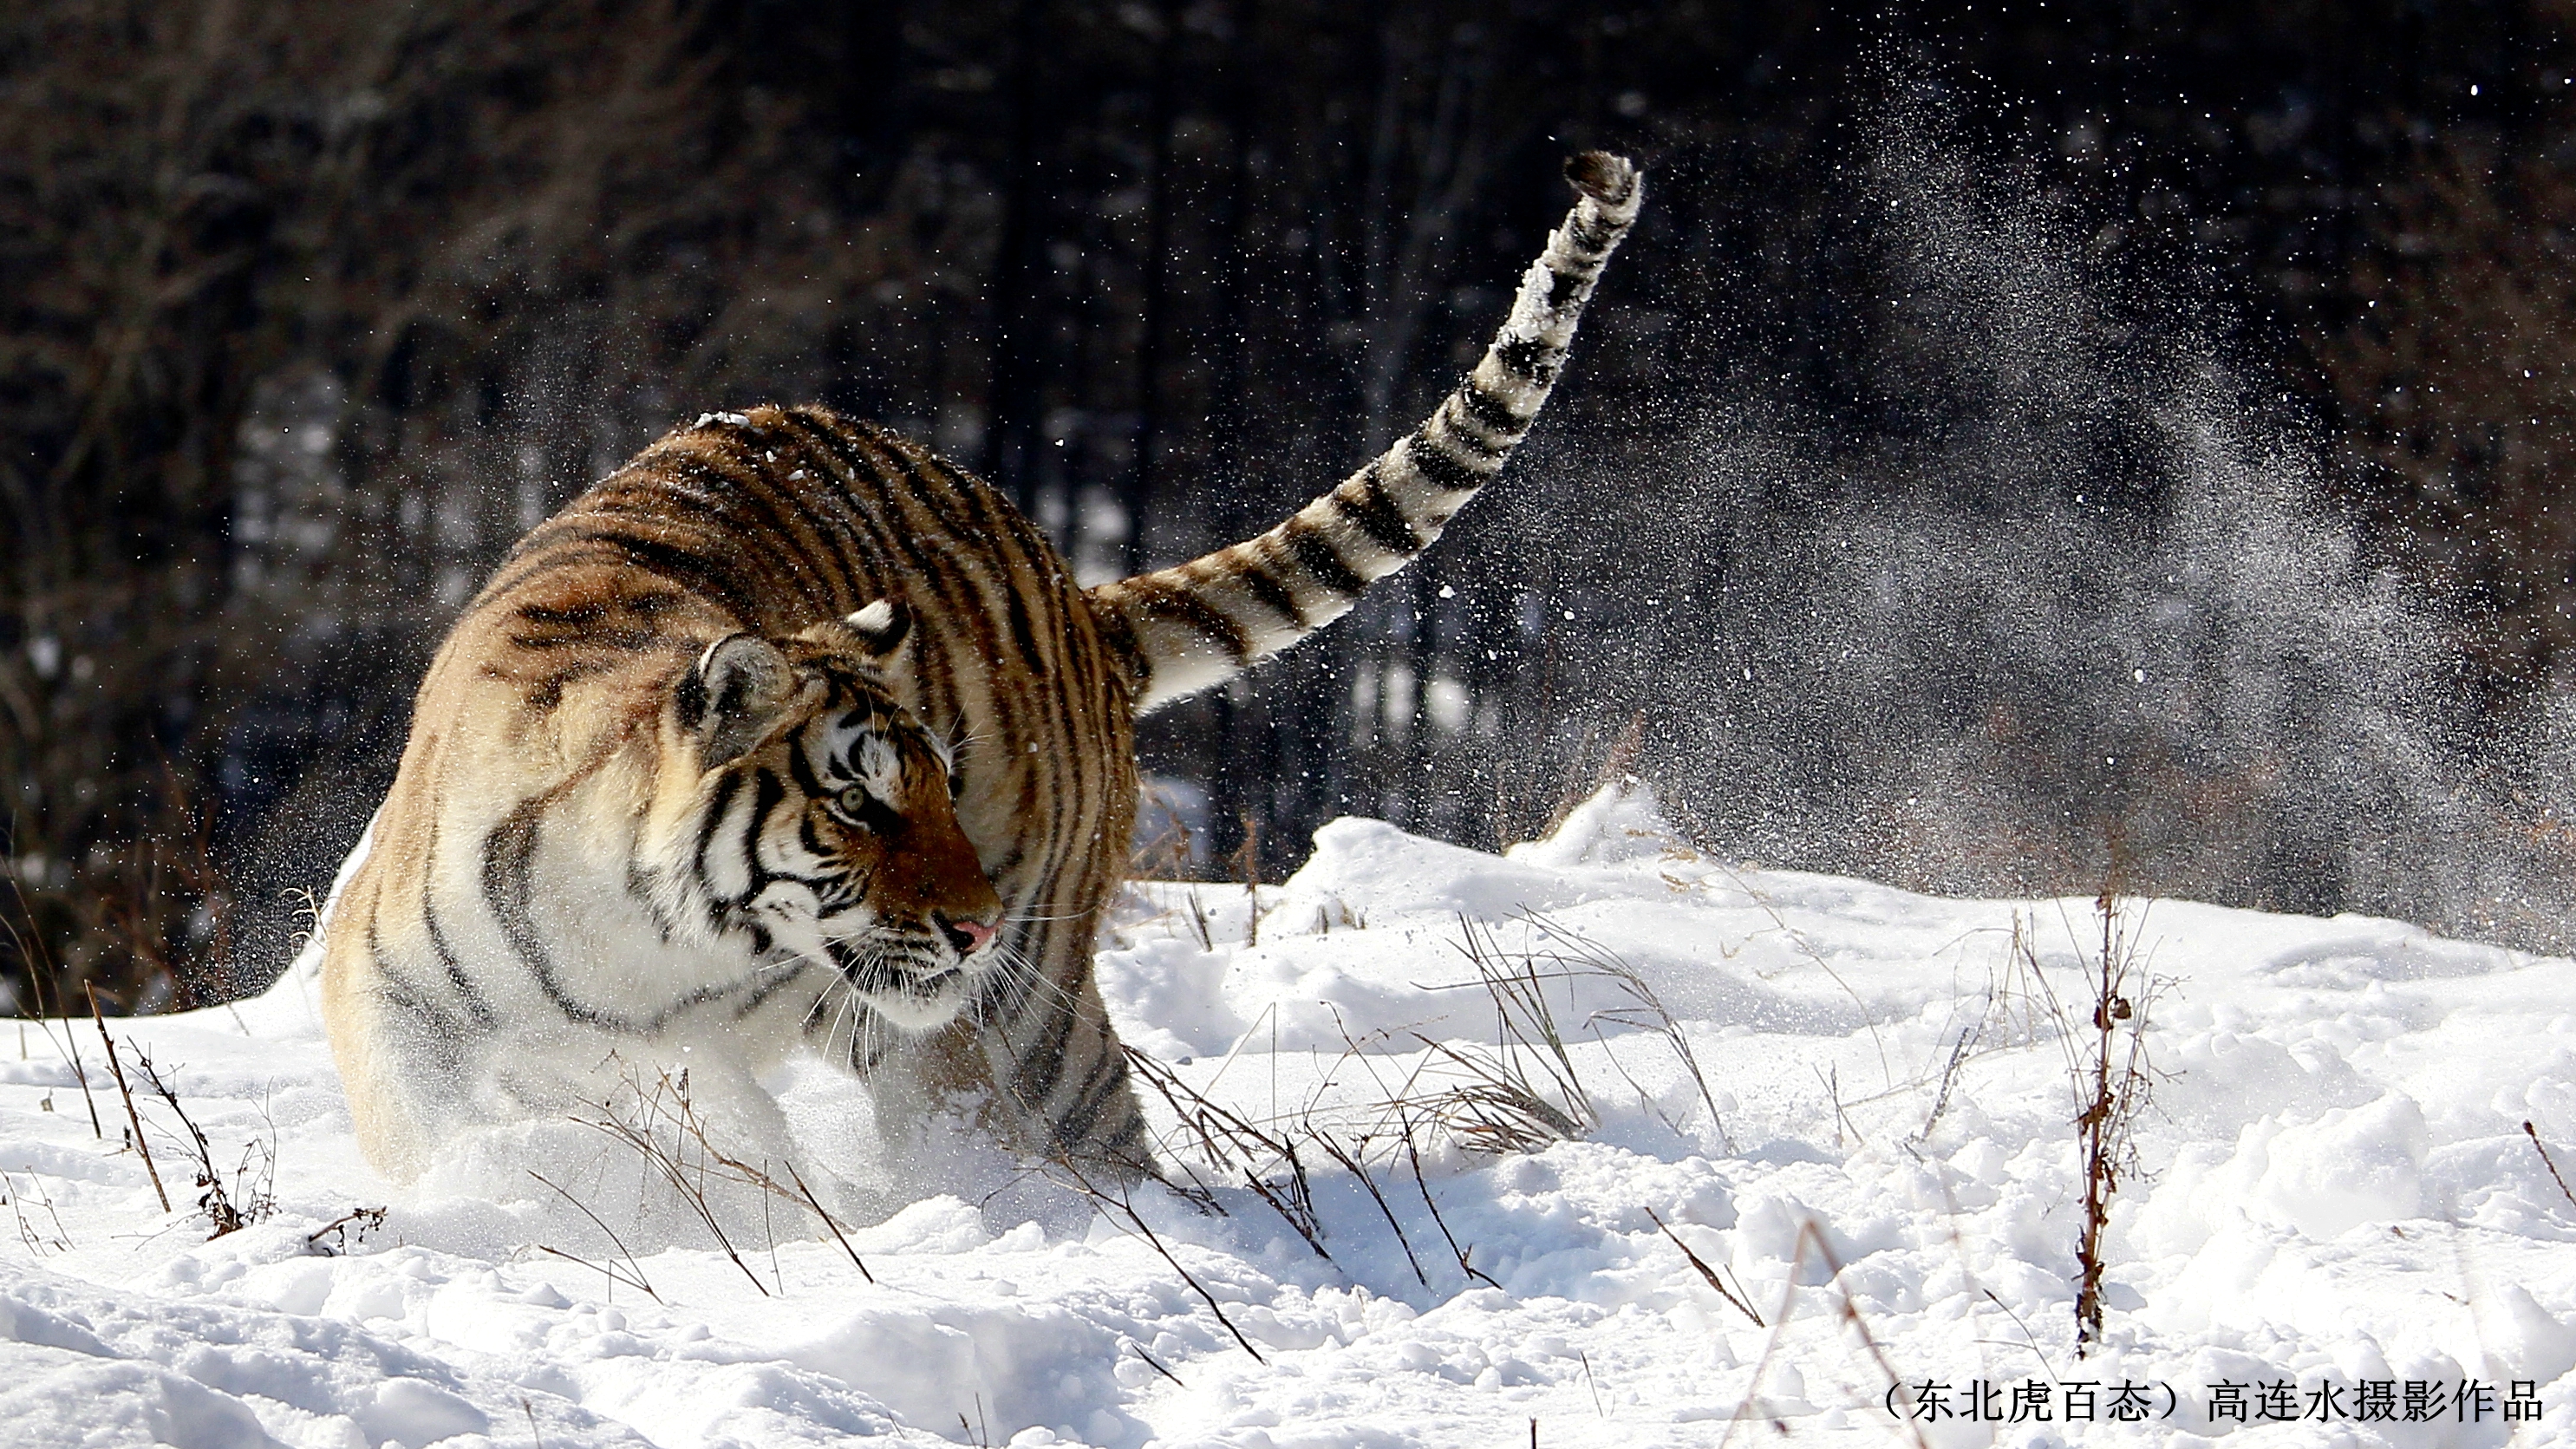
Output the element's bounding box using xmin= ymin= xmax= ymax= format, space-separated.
xmin=936 ymin=913 xmax=996 ymax=956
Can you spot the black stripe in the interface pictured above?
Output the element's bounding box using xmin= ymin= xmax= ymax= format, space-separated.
xmin=418 ymin=807 xmax=499 ymax=1029
xmin=1495 ymin=337 xmax=1558 ymax=383
xmin=419 ymin=895 xmax=498 ymax=1030
xmin=525 ymin=656 xmax=619 ymax=711
xmin=504 ymin=628 xmax=664 ymax=653
xmin=691 ymin=767 xmax=747 ymax=893
xmin=733 ymin=447 xmax=869 ymax=609
xmin=1229 ymin=551 xmax=1307 ymax=627
xmin=1060 ymin=1043 xmax=1133 ymax=1144
xmin=624 ymin=861 xmax=681 ymax=945
xmin=1086 ymin=601 xmax=1148 ymax=689
xmin=1405 ymin=434 xmax=1486 ymax=493
xmin=733 ymin=964 xmax=815 ymax=1020
xmin=737 ymin=767 xmax=791 ymax=904
xmin=1568 ymin=214 xmax=1619 ymax=253
xmin=1458 ymin=382 xmax=1531 ymax=437
xmin=1132 ymin=578 xmax=1253 ymax=662
xmin=1334 ymin=467 xmax=1424 ymax=557
xmin=1010 ymin=979 xmax=1082 ymax=1110
xmin=515 ymin=601 xmax=608 ymax=627
xmin=668 ymin=453 xmax=842 ymax=618
xmin=368 ymin=920 xmax=470 ymax=1041
xmin=484 ymin=800 xmax=643 ymax=1034
xmin=1431 ymin=405 xmax=1505 ymax=459
xmin=1280 ymin=517 xmax=1369 ymax=597
xmin=566 ymin=528 xmax=762 ymax=620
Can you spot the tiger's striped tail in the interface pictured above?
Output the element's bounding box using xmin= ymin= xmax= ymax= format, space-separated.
xmin=1091 ymin=151 xmax=1643 ymax=712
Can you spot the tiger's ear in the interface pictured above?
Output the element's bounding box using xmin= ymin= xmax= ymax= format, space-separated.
xmin=842 ymin=598 xmax=910 ymax=656
xmin=676 ymin=632 xmax=796 ymax=770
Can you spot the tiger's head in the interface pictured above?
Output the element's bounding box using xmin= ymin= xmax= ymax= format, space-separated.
xmin=656 ymin=598 xmax=1004 ymax=1031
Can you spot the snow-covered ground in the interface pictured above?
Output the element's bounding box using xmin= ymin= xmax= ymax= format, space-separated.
xmin=2 ymin=787 xmax=2572 ymax=1447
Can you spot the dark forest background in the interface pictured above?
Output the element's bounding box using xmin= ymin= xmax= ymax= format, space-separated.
xmin=10 ymin=0 xmax=2576 ymax=1012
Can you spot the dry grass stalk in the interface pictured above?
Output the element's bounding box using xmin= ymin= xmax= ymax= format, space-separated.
xmin=2526 ymin=1121 xmax=2576 ymax=1209
xmin=1391 ymin=917 xmax=1597 ymax=1158
xmin=1909 ymin=1018 xmax=1980 ymax=1148
xmin=1123 ymin=1046 xmax=1326 ymax=1260
xmin=1184 ymin=889 xmax=1215 ymax=951
xmin=1051 ymin=1152 xmax=1268 ymax=1362
xmin=1520 ymin=911 xmax=1732 ymax=1150
xmin=1644 ymin=1206 xmax=1762 ymax=1327
xmin=1401 ymin=1122 xmax=1500 ymax=1289
xmin=1310 ymin=1130 xmax=1427 ymax=1286
xmin=574 ymin=1065 xmax=876 ymax=1293
xmin=1716 ymin=1218 xmax=1930 ymax=1449
xmin=1708 ymin=860 xmax=1895 ymax=1090
xmin=3 ymin=1171 xmax=73 ymax=1255
xmin=2 ymin=863 xmax=101 ymax=1139
xmin=1125 ymin=1339 xmax=1185 ymax=1387
xmin=85 ymin=984 xmax=169 ymax=1213
xmin=527 ymin=1171 xmax=662 ymax=1304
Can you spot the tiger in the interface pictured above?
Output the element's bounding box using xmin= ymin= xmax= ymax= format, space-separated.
xmin=316 ymin=151 xmax=1642 ymax=1188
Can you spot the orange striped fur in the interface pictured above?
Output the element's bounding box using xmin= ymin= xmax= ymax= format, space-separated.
xmin=317 ymin=153 xmax=1640 ymax=1186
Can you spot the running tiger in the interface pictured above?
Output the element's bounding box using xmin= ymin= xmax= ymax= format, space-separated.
xmin=318 ymin=152 xmax=1642 ymax=1185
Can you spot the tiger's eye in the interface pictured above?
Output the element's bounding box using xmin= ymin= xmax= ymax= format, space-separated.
xmin=837 ymin=785 xmax=870 ymax=817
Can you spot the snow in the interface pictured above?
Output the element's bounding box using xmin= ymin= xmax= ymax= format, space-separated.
xmin=3 ymin=784 xmax=2573 ymax=1446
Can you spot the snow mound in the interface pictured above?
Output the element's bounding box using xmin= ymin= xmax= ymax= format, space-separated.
xmin=0 ymin=808 xmax=2569 ymax=1445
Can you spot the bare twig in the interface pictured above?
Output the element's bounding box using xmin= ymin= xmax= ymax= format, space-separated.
xmin=534 ymin=1243 xmax=661 ymax=1303
xmin=577 ymin=1083 xmax=766 ymax=1296
xmin=575 ymin=1064 xmax=880 ymax=1293
xmin=86 ymin=985 xmax=168 ymax=1213
xmin=1184 ymin=888 xmax=1214 ymax=952
xmin=1715 ymin=1219 xmax=1930 ymax=1449
xmin=1125 ymin=1046 xmax=1327 ymax=1260
xmin=3 ymin=1171 xmax=73 ymax=1255
xmin=1 ymin=865 xmax=99 ymax=1139
xmin=2065 ymin=891 xmax=2159 ymax=1354
xmin=305 ymin=1206 xmax=388 ymax=1256
xmin=127 ymin=1048 xmax=274 ymax=1237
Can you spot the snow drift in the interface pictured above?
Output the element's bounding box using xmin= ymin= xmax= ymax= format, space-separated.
xmin=0 ymin=787 xmax=2569 ymax=1446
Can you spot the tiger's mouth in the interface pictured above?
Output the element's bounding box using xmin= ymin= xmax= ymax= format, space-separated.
xmin=822 ymin=935 xmax=975 ymax=1029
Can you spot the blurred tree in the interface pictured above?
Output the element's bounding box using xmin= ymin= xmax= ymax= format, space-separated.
xmin=10 ymin=0 xmax=2576 ymax=1014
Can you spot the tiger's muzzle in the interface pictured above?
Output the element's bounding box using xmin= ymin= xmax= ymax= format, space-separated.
xmin=823 ymin=920 xmax=998 ymax=1030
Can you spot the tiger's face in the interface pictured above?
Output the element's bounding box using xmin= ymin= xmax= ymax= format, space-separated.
xmin=664 ymin=600 xmax=1004 ymax=1032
